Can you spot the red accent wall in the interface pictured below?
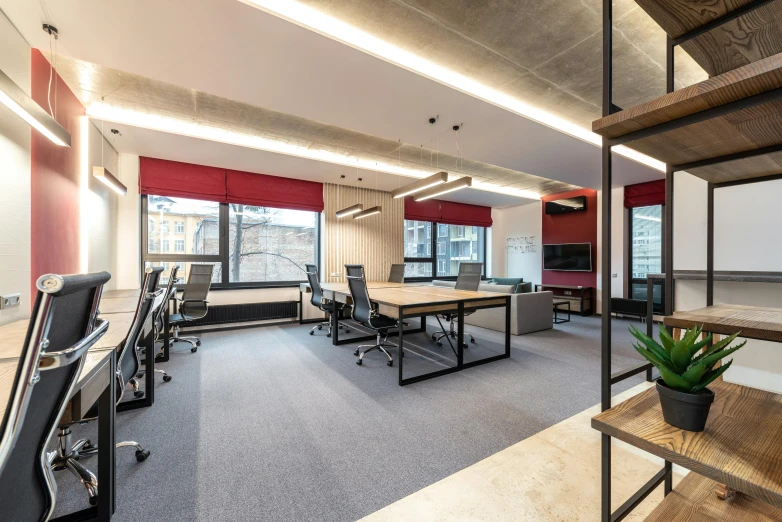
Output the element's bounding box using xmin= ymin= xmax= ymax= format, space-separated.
xmin=30 ymin=49 xmax=85 ymax=299
xmin=541 ymin=188 xmax=598 ymax=288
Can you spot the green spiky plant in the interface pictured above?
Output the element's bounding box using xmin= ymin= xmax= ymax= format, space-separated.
xmin=629 ymin=324 xmax=747 ymax=394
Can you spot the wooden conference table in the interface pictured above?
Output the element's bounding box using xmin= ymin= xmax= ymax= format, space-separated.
xmin=302 ymin=282 xmax=511 ymax=385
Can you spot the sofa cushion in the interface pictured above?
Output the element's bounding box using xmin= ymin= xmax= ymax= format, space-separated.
xmin=491 ymin=277 xmax=524 ymax=293
xmin=478 ymin=283 xmax=514 ymax=294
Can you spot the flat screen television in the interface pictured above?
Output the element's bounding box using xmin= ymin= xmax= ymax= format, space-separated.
xmin=543 ymin=243 xmax=592 ymax=272
xmin=545 ymin=196 xmax=587 ymax=215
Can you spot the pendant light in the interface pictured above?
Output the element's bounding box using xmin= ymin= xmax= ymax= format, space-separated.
xmin=354 ymin=167 xmax=382 ymax=220
xmin=414 ymin=124 xmax=470 ymax=201
xmin=391 ymin=171 xmax=448 ymax=198
xmin=92 ymin=102 xmax=128 ymax=195
xmin=336 ymin=161 xmax=364 ymax=218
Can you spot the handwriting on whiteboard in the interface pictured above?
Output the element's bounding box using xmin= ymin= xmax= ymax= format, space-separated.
xmin=506 ymin=236 xmax=537 ymax=253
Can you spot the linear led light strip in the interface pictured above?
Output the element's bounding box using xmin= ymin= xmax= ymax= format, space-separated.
xmin=0 ymin=69 xmax=71 ymax=147
xmin=87 ymin=103 xmax=542 ymax=200
xmin=240 ymin=0 xmax=664 ymax=173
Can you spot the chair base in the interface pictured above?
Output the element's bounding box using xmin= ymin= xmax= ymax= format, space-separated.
xmin=309 ymin=320 xmax=350 ymax=338
xmin=355 ymin=332 xmax=394 ymax=366
xmin=137 ymin=368 xmax=172 ymax=383
xmin=170 ymin=325 xmax=201 ymax=353
xmin=433 ymin=316 xmax=475 ymax=349
xmin=51 ymin=427 xmax=150 ymax=505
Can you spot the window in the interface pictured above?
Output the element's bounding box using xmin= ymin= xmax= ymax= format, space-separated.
xmin=142 ymin=195 xmax=320 ymax=288
xmin=161 ymin=220 xmax=170 ymax=233
xmin=629 ymin=205 xmax=664 ymax=313
xmin=403 ymin=219 xmax=487 ymax=279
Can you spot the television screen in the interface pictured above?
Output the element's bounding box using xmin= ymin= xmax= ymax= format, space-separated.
xmin=543 ymin=243 xmax=592 ymax=271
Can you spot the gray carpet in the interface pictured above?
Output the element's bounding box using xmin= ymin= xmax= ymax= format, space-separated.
xmin=52 ymin=315 xmax=647 ymax=521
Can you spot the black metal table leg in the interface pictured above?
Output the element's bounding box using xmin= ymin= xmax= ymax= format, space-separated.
xmin=99 ymin=350 xmax=116 ymax=519
xmin=505 ymin=295 xmax=511 ymax=357
xmin=330 ymin=305 xmax=339 ymax=346
xmin=397 ymin=307 xmax=404 ymax=386
xmin=457 ymin=302 xmax=464 ymax=368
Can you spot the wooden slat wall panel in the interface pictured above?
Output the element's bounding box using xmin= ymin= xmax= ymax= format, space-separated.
xmin=324 ymin=183 xmax=404 ymax=283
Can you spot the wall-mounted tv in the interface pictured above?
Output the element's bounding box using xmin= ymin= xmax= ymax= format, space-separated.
xmin=545 ymin=196 xmax=587 ymax=215
xmin=543 ymin=243 xmax=592 ymax=272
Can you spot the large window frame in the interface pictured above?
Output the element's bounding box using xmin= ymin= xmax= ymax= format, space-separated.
xmin=141 ymin=195 xmax=321 ymax=289
xmin=403 ymin=219 xmax=488 ymax=282
xmin=627 ymin=204 xmax=665 ymax=314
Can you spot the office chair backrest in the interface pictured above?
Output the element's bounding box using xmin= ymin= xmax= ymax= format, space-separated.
xmin=180 ymin=264 xmax=213 ymax=318
xmin=153 ymin=265 xmax=178 ymax=329
xmin=0 ymin=271 xmax=110 ymax=522
xmin=455 ymin=262 xmax=482 ymax=291
xmin=345 ymin=264 xmax=373 ymax=323
xmin=117 ymin=267 xmax=164 ymax=394
xmin=304 ymin=264 xmax=324 ymax=308
xmin=388 ymin=263 xmax=405 ymax=283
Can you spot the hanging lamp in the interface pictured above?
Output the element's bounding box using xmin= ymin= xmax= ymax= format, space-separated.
xmin=92 ymin=104 xmax=128 ymax=195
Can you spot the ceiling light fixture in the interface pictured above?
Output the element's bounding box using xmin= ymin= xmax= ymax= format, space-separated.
xmin=241 ymin=0 xmax=664 ymax=172
xmin=336 ymin=203 xmax=364 ymax=218
xmin=92 ymin=117 xmax=128 ymax=195
xmin=414 ymin=177 xmax=472 ymax=201
xmin=0 ymin=68 xmax=71 ymax=147
xmin=353 ymin=206 xmax=381 ymax=220
xmin=391 ymin=171 xmax=448 ymax=198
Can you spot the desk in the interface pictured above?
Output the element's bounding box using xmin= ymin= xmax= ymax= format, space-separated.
xmin=101 ymin=289 xmax=170 ymax=363
xmin=319 ymin=284 xmax=511 ymax=385
xmin=0 ymin=319 xmax=117 ymax=521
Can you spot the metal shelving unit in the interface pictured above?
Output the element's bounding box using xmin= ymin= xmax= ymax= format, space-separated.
xmin=597 ymin=0 xmax=782 ymax=520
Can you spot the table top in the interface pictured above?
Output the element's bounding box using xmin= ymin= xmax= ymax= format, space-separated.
xmin=592 ymin=380 xmax=782 ymax=508
xmin=99 ymin=289 xmax=141 ymax=314
xmin=321 ymin=283 xmax=507 ymax=306
xmin=0 ymin=319 xmax=116 ymax=424
xmin=663 ymin=304 xmax=782 ymax=342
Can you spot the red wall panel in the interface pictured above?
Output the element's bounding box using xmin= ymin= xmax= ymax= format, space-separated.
xmin=30 ymin=49 xmax=85 ymax=299
xmin=541 ymin=189 xmax=598 ymax=288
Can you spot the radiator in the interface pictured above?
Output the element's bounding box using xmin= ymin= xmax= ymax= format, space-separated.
xmin=611 ymin=298 xmax=647 ymax=317
xmin=184 ymin=301 xmax=298 ymax=326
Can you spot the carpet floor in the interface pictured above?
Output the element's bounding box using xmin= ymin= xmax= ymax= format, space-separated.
xmin=52 ymin=315 xmax=647 ymax=521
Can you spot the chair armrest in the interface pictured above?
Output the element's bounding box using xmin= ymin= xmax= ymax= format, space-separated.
xmin=181 ymin=299 xmax=208 ymax=304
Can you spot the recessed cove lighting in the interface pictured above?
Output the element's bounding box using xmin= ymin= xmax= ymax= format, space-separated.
xmin=240 ymin=0 xmax=664 ymax=172
xmin=0 ymin=69 xmax=71 ymax=147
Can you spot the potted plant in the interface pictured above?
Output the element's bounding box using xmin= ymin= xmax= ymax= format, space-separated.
xmin=629 ymin=324 xmax=746 ymax=432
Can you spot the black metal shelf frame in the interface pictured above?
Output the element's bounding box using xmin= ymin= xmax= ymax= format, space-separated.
xmin=600 ymin=1 xmax=781 ymax=520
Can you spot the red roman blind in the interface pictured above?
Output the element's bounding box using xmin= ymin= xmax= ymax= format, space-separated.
xmin=624 ymin=180 xmax=665 ymax=209
xmin=138 ymin=158 xmax=324 ymax=212
xmin=226 ymin=170 xmax=323 ymax=212
xmin=404 ymin=197 xmax=492 ymax=227
xmin=139 ymin=157 xmax=227 ymax=202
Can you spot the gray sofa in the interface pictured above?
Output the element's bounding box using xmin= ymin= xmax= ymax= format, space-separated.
xmin=431 ymin=280 xmax=553 ymax=335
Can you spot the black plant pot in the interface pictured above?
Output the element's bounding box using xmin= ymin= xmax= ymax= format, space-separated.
xmin=656 ymin=380 xmax=714 ymax=432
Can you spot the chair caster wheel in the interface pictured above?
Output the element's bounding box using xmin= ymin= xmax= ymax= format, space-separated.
xmin=135 ymin=449 xmax=150 ymax=462
xmin=462 ymin=343 xmax=469 ymax=349
xmin=134 ymin=391 xmax=145 ymax=398
xmin=345 ymin=329 xmax=350 ymax=333
xmin=431 ymin=334 xmax=437 ymax=341
xmin=354 ymin=349 xmax=360 ymax=356
xmin=470 ymin=338 xmax=475 ymax=343
xmin=317 ymin=325 xmax=323 ymax=330
xmin=437 ymin=342 xmax=442 ymax=347
xmin=309 ymin=331 xmax=314 ymax=335
xmin=163 ymin=375 xmax=172 ymax=382
xmin=356 ymin=359 xmax=362 ymax=365
xmin=326 ymin=333 xmax=331 ymax=338
xmin=190 ymin=346 xmax=198 ymax=353
xmin=136 ymin=373 xmax=143 ymax=378
xmin=89 ymin=495 xmax=98 ymax=506
xmin=196 ymin=340 xmax=201 ymax=346
xmin=387 ymin=360 xmax=393 ymax=367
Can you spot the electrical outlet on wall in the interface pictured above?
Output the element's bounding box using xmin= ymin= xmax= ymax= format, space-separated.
xmin=0 ymin=293 xmax=21 ymax=309
xmin=564 ymin=290 xmax=572 ymax=296
xmin=612 ymin=273 xmax=618 ymax=278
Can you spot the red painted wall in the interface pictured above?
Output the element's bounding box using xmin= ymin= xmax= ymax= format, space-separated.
xmin=30 ymin=49 xmax=85 ymax=299
xmin=541 ymin=188 xmax=598 ymax=288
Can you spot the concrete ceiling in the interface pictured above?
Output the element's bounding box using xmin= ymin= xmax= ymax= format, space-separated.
xmin=0 ymin=0 xmax=669 ymax=205
xmin=95 ymin=121 xmax=530 ymax=208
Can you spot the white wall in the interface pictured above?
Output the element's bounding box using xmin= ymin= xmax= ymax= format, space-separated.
xmin=86 ymin=122 xmax=119 ymax=289
xmin=490 ymin=202 xmax=542 ymax=285
xmin=0 ymin=13 xmax=31 ymax=325
xmin=115 ymin=153 xmax=141 ymax=289
xmin=674 ymin=172 xmax=782 ymax=393
xmin=595 ymin=187 xmax=625 ymax=312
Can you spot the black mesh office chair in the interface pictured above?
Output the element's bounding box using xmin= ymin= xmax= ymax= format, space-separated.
xmin=433 ymin=262 xmax=482 ymax=348
xmin=50 ymin=267 xmax=165 ymax=506
xmin=305 ymin=264 xmax=350 ymax=337
xmin=346 ymin=264 xmax=398 ymax=366
xmin=139 ymin=264 xmax=179 ymax=384
xmin=0 ymin=272 xmax=110 ymax=521
xmin=388 ymin=263 xmax=405 ymax=283
xmin=169 ymin=263 xmax=213 ymax=353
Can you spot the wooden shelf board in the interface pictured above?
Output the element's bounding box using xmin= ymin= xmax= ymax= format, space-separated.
xmin=645 ymin=472 xmax=782 ymax=521
xmin=663 ymin=304 xmax=782 ymax=342
xmin=592 ymin=380 xmax=782 ymax=509
xmin=592 ymin=53 xmax=782 ymax=183
xmin=636 ymin=0 xmax=782 ymax=77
